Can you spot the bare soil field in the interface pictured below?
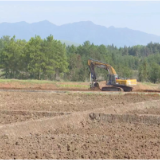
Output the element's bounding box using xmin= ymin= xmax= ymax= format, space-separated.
xmin=0 ymin=91 xmax=160 ymax=158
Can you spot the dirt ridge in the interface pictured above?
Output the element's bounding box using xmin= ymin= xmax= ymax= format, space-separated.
xmin=0 ymin=99 xmax=160 ymax=138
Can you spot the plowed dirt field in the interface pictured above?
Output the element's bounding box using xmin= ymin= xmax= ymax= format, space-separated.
xmin=0 ymin=91 xmax=160 ymax=158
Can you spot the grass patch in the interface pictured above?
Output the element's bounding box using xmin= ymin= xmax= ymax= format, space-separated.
xmin=0 ymin=79 xmax=89 ymax=88
xmin=57 ymin=84 xmax=89 ymax=89
xmin=0 ymin=79 xmax=56 ymax=84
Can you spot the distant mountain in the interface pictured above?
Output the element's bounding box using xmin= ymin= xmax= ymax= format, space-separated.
xmin=0 ymin=20 xmax=160 ymax=47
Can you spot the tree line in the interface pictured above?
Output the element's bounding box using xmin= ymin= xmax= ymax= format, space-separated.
xmin=0 ymin=35 xmax=68 ymax=80
xmin=0 ymin=35 xmax=160 ymax=83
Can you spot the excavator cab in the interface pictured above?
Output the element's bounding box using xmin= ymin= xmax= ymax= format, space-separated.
xmin=106 ymin=74 xmax=118 ymax=85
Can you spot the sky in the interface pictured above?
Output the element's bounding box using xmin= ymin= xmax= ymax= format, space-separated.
xmin=0 ymin=1 xmax=160 ymax=36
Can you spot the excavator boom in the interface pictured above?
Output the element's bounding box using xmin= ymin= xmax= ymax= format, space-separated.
xmin=88 ymin=59 xmax=117 ymax=75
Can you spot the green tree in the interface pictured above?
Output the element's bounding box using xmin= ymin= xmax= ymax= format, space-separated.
xmin=148 ymin=62 xmax=160 ymax=83
xmin=24 ymin=36 xmax=44 ymax=79
xmin=138 ymin=60 xmax=148 ymax=82
xmin=0 ymin=36 xmax=24 ymax=78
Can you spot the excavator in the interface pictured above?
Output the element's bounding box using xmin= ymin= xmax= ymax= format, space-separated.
xmin=88 ymin=59 xmax=137 ymax=92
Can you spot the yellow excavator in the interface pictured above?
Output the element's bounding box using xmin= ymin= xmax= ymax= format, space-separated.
xmin=88 ymin=59 xmax=137 ymax=92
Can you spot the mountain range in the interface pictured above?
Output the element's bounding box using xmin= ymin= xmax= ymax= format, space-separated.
xmin=0 ymin=20 xmax=160 ymax=47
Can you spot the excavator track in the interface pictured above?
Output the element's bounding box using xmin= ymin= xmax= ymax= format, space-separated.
xmin=101 ymin=85 xmax=133 ymax=92
xmin=90 ymin=83 xmax=133 ymax=92
xmin=102 ymin=86 xmax=123 ymax=91
xmin=113 ymin=84 xmax=133 ymax=92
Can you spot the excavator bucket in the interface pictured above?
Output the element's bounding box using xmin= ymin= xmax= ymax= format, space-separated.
xmin=90 ymin=82 xmax=101 ymax=91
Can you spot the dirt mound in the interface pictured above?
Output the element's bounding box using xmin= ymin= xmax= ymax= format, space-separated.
xmin=133 ymin=82 xmax=160 ymax=92
xmin=89 ymin=113 xmax=160 ymax=125
xmin=0 ymin=110 xmax=70 ymax=124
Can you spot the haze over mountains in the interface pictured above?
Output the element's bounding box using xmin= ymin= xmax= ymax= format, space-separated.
xmin=0 ymin=20 xmax=160 ymax=47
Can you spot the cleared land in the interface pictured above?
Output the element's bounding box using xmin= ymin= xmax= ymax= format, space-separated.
xmin=0 ymin=90 xmax=160 ymax=158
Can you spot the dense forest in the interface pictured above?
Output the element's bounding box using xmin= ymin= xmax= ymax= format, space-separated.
xmin=0 ymin=35 xmax=160 ymax=83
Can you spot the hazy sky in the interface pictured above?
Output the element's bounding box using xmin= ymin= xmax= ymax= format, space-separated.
xmin=0 ymin=1 xmax=160 ymax=36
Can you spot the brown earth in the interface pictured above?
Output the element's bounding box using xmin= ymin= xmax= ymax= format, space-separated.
xmin=1 ymin=121 xmax=160 ymax=159
xmin=0 ymin=92 xmax=159 ymax=112
xmin=0 ymin=91 xmax=160 ymax=158
xmin=128 ymin=107 xmax=160 ymax=115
